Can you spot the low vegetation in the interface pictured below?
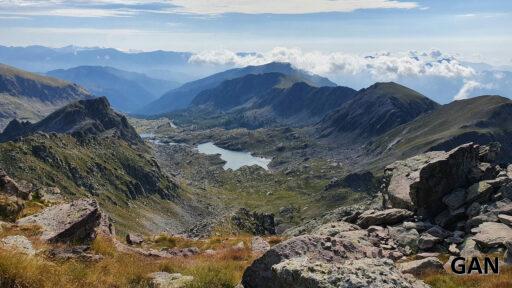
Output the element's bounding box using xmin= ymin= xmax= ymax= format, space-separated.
xmin=0 ymin=234 xmax=257 ymax=288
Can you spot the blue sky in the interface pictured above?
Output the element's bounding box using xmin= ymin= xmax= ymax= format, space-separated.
xmin=0 ymin=0 xmax=511 ymax=65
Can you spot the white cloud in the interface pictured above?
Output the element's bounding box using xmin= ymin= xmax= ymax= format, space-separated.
xmin=189 ymin=47 xmax=476 ymax=80
xmin=454 ymin=80 xmax=493 ymax=100
xmin=169 ymin=0 xmax=418 ymax=14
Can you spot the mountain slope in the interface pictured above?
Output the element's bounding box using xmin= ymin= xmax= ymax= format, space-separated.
xmin=317 ymin=82 xmax=439 ymax=141
xmin=0 ymin=96 xmax=209 ymax=234
xmin=47 ymin=66 xmax=179 ymax=112
xmin=0 ymin=63 xmax=93 ymax=130
xmin=138 ymin=62 xmax=337 ymax=115
xmin=254 ymin=82 xmax=357 ymax=122
xmin=192 ymin=72 xmax=306 ymax=110
xmin=370 ymin=95 xmax=512 ymax=162
xmin=0 ymin=97 xmax=141 ymax=144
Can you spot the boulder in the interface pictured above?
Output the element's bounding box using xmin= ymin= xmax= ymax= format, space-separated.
xmin=472 ymin=222 xmax=512 ymax=249
xmin=398 ymin=257 xmax=444 ymax=276
xmin=505 ymin=241 xmax=512 ymax=265
xmin=47 ymin=245 xmax=102 ymax=262
xmin=311 ymin=221 xmax=360 ymax=237
xmin=459 ymin=237 xmax=482 ymax=258
xmin=356 ymin=209 xmax=413 ymax=228
xmin=448 ymin=244 xmax=460 ymax=255
xmin=388 ymin=226 xmax=419 ymax=252
xmin=418 ymin=233 xmax=442 ymax=250
xmin=498 ymin=214 xmax=512 ymax=227
xmin=147 ymin=272 xmax=194 ymax=288
xmin=0 ymin=235 xmax=35 ymax=256
xmin=442 ymin=189 xmax=466 ymax=211
xmin=16 ymin=199 xmax=109 ymax=243
xmin=271 ymin=257 xmax=430 ymax=288
xmin=126 ymin=233 xmax=144 ymax=245
xmin=465 ymin=178 xmax=509 ymax=203
xmin=0 ymin=168 xmax=31 ymax=200
xmin=252 ymin=237 xmax=271 ymax=254
xmin=242 ymin=234 xmax=428 ymax=288
xmin=0 ymin=194 xmax=24 ymax=222
xmin=384 ymin=143 xmax=479 ymax=218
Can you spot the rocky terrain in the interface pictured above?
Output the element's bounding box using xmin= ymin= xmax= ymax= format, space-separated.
xmin=1 ymin=61 xmax=512 ymax=287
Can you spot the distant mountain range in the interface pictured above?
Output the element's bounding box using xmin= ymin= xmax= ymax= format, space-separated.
xmin=0 ymin=63 xmax=92 ymax=130
xmin=137 ymin=62 xmax=336 ymax=115
xmin=187 ymin=72 xmax=356 ymax=128
xmin=47 ymin=66 xmax=179 ymax=112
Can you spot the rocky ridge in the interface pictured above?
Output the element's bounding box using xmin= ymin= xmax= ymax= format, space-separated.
xmin=241 ymin=142 xmax=512 ymax=287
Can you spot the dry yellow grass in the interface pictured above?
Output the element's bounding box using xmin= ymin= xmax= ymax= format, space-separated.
xmin=422 ymin=263 xmax=512 ymax=288
xmin=0 ymin=234 xmax=256 ymax=288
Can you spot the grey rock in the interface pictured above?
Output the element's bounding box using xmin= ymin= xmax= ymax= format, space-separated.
xmin=271 ymin=257 xmax=430 ymax=288
xmin=252 ymin=237 xmax=271 ymax=254
xmin=16 ymin=199 xmax=109 ymax=243
xmin=466 ymin=179 xmax=508 ymax=203
xmin=312 ymin=221 xmax=360 ymax=237
xmin=498 ymin=214 xmax=512 ymax=227
xmin=126 ymin=233 xmax=144 ymax=245
xmin=356 ymin=209 xmax=413 ymax=228
xmin=466 ymin=213 xmax=498 ymax=231
xmin=417 ymin=252 xmax=440 ymax=258
xmin=425 ymin=226 xmax=451 ymax=239
xmin=241 ymin=235 xmax=381 ymax=288
xmin=459 ymin=237 xmax=482 ymax=258
xmin=398 ymin=257 xmax=444 ymax=276
xmin=505 ymin=241 xmax=512 ymax=265
xmin=448 ymin=244 xmax=460 ymax=255
xmin=0 ymin=235 xmax=35 ymax=256
xmin=418 ymin=233 xmax=442 ymax=250
xmin=48 ymin=245 xmax=102 ymax=262
xmin=442 ymin=189 xmax=466 ymax=210
xmin=473 ymin=222 xmax=512 ymax=249
xmin=388 ymin=226 xmax=419 ymax=251
xmin=384 ymin=143 xmax=479 ymax=218
xmin=466 ymin=202 xmax=481 ymax=218
xmin=147 ymin=272 xmax=194 ymax=288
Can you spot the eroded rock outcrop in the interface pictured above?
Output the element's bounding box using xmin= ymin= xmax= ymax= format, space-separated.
xmin=241 ymin=234 xmax=429 ymax=288
xmin=16 ymin=198 xmax=112 ymax=243
xmin=383 ymin=143 xmax=480 ymax=217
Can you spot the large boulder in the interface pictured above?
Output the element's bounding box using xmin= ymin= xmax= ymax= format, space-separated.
xmin=356 ymin=209 xmax=413 ymax=228
xmin=383 ymin=143 xmax=480 ymax=217
xmin=0 ymin=168 xmax=31 ymax=200
xmin=271 ymin=257 xmax=429 ymax=288
xmin=399 ymin=257 xmax=444 ymax=276
xmin=472 ymin=222 xmax=512 ymax=249
xmin=16 ymin=199 xmax=111 ymax=243
xmin=147 ymin=272 xmax=194 ymax=288
xmin=241 ymin=234 xmax=426 ymax=288
xmin=0 ymin=235 xmax=35 ymax=256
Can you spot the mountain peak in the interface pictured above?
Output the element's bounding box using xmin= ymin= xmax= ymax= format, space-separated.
xmin=318 ymin=82 xmax=439 ymax=140
xmin=0 ymin=97 xmax=142 ymax=144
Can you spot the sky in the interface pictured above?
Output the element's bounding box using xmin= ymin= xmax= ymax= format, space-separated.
xmin=0 ymin=0 xmax=511 ymax=66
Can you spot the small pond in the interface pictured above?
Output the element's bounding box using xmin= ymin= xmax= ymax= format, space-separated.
xmin=196 ymin=142 xmax=271 ymax=171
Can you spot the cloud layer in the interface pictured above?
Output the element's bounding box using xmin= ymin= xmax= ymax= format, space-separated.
xmin=170 ymin=0 xmax=418 ymax=15
xmin=0 ymin=0 xmax=419 ymax=17
xmin=189 ymin=47 xmax=475 ymax=81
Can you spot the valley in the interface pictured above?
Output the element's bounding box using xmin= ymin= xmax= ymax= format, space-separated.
xmin=0 ymin=58 xmax=511 ymax=288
